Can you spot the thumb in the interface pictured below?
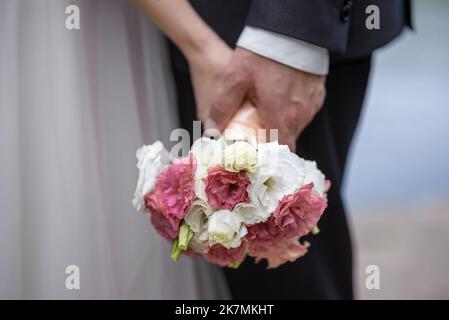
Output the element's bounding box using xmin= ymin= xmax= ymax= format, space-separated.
xmin=206 ymin=73 xmax=249 ymax=132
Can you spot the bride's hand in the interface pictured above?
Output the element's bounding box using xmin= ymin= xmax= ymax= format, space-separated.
xmin=185 ymin=39 xmax=233 ymax=122
xmin=129 ymin=0 xmax=233 ymax=122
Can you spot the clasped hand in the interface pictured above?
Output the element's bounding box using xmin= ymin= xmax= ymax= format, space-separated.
xmin=188 ymin=45 xmax=326 ymax=152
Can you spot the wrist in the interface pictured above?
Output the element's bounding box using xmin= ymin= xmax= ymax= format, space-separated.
xmin=181 ymin=31 xmax=226 ymax=65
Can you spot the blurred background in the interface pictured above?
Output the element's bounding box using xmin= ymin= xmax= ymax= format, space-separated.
xmin=344 ymin=0 xmax=449 ymax=299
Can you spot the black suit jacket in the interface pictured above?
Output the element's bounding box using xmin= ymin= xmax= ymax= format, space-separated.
xmin=171 ymin=0 xmax=411 ymax=69
xmin=243 ymin=0 xmax=410 ymax=56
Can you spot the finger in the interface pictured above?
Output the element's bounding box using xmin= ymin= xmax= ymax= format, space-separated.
xmin=207 ymin=71 xmax=249 ymax=132
xmin=276 ymin=126 xmax=297 ymax=152
xmin=271 ymin=114 xmax=297 ymax=151
xmin=286 ymin=137 xmax=297 ymax=153
xmin=256 ymin=100 xmax=287 ymax=143
xmin=250 ymin=99 xmax=298 ymax=151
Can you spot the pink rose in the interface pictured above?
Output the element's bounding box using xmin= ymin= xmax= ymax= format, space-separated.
xmin=247 ymin=236 xmax=309 ymax=269
xmin=246 ymin=217 xmax=281 ymax=245
xmin=204 ymin=166 xmax=250 ymax=210
xmin=154 ymin=153 xmax=196 ymax=221
xmin=203 ymin=241 xmax=247 ymax=267
xmin=145 ymin=193 xmax=179 ymax=240
xmin=273 ymin=183 xmax=327 ymax=238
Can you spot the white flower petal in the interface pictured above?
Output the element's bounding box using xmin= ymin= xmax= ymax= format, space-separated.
xmin=184 ymin=199 xmax=212 ymax=233
xmin=235 ymin=141 xmax=307 ymax=224
xmin=132 ymin=141 xmax=170 ymax=212
xmin=303 ymin=160 xmax=326 ymax=195
xmin=207 ymin=209 xmax=244 ymax=249
xmin=191 ymin=137 xmax=226 ymax=201
xmin=224 ymin=140 xmax=258 ymax=173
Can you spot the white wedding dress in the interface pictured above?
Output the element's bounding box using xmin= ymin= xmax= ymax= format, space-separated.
xmin=0 ymin=0 xmax=229 ymax=299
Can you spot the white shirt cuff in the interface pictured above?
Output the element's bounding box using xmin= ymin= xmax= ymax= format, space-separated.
xmin=237 ymin=26 xmax=329 ymax=75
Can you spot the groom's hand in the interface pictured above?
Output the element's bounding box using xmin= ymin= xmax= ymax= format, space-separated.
xmin=206 ymin=48 xmax=326 ymax=151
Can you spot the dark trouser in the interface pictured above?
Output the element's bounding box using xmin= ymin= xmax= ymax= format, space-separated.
xmin=170 ymin=55 xmax=372 ymax=299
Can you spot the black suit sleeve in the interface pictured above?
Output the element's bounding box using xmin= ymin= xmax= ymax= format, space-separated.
xmin=245 ymin=0 xmax=353 ymax=53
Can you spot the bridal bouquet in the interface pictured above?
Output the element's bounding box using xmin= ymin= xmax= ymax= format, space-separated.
xmin=132 ymin=104 xmax=329 ymax=269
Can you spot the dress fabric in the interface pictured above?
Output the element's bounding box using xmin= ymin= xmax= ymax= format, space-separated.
xmin=0 ymin=0 xmax=229 ymax=299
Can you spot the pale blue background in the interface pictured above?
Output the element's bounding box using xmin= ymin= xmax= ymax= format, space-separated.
xmin=344 ymin=0 xmax=449 ymax=213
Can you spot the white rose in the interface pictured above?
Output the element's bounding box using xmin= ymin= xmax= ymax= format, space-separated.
xmin=190 ymin=137 xmax=225 ymax=201
xmin=189 ymin=226 xmax=210 ymax=254
xmin=303 ymin=160 xmax=326 ymax=195
xmin=132 ymin=141 xmax=170 ymax=212
xmin=184 ymin=199 xmax=212 ymax=233
xmin=235 ymin=141 xmax=306 ymax=224
xmin=189 ymin=237 xmax=208 ymax=254
xmin=185 ymin=200 xmax=215 ymax=254
xmin=233 ymin=172 xmax=270 ymax=224
xmin=233 ymin=202 xmax=270 ymax=226
xmin=223 ymin=140 xmax=258 ymax=173
xmin=208 ymin=209 xmax=247 ymax=249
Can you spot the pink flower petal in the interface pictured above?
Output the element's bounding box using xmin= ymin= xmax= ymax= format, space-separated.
xmin=204 ymin=166 xmax=250 ymax=210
